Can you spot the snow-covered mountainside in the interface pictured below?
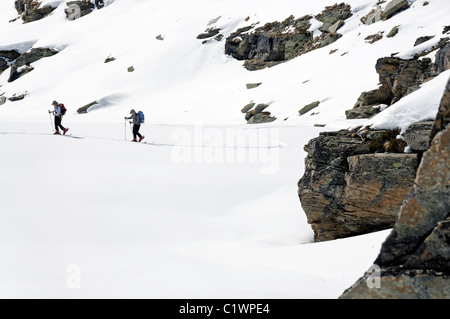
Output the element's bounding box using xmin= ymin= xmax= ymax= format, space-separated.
xmin=0 ymin=0 xmax=448 ymax=126
xmin=0 ymin=0 xmax=449 ymax=299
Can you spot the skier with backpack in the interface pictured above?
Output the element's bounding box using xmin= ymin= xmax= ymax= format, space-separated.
xmin=125 ymin=109 xmax=145 ymax=142
xmin=49 ymin=100 xmax=69 ymax=135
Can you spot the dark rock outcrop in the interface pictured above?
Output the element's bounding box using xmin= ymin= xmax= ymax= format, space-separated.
xmin=435 ymin=40 xmax=450 ymax=73
xmin=376 ymin=57 xmax=437 ymax=105
xmin=8 ymin=48 xmax=59 ymax=83
xmin=340 ymin=78 xmax=450 ymax=299
xmin=347 ymin=39 xmax=450 ymax=119
xmin=0 ymin=50 xmax=21 ymax=74
xmin=225 ymin=15 xmax=313 ymax=71
xmin=298 ymin=129 xmax=418 ymax=242
xmin=15 ymin=0 xmax=57 ymax=23
xmin=225 ymin=3 xmax=352 ymax=71
xmin=347 ymin=56 xmax=438 ymax=119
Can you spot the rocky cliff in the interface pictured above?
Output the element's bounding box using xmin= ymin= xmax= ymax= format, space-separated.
xmin=341 ymin=78 xmax=450 ymax=298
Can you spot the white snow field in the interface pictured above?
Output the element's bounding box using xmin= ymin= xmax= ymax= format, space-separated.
xmin=0 ymin=122 xmax=390 ymax=298
xmin=0 ymin=0 xmax=449 ymax=298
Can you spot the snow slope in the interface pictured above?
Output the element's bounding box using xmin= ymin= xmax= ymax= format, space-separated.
xmin=0 ymin=0 xmax=449 ymax=298
xmin=0 ymin=0 xmax=448 ymax=127
xmin=0 ymin=123 xmax=389 ymax=298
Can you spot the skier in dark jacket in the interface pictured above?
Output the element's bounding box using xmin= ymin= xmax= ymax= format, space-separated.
xmin=125 ymin=109 xmax=144 ymax=142
xmin=49 ymin=100 xmax=69 ymax=135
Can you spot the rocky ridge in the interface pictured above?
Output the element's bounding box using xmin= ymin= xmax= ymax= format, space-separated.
xmin=347 ymin=38 xmax=449 ymax=119
xmin=225 ymin=3 xmax=352 ymax=71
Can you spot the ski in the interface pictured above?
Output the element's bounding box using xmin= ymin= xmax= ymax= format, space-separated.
xmin=62 ymin=135 xmax=84 ymax=139
xmin=54 ymin=134 xmax=84 ymax=139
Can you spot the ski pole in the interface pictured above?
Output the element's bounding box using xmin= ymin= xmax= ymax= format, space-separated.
xmin=124 ymin=119 xmax=127 ymax=140
xmin=48 ymin=111 xmax=54 ymax=132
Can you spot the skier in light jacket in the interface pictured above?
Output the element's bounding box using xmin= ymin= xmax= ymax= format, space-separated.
xmin=49 ymin=100 xmax=69 ymax=135
xmin=124 ymin=109 xmax=144 ymax=142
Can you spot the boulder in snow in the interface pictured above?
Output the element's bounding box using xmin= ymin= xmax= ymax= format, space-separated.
xmin=383 ymin=0 xmax=410 ymax=20
xmin=298 ymin=129 xmax=418 ymax=242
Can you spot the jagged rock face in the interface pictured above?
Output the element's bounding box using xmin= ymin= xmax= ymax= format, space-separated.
xmin=347 ymin=39 xmax=450 ymax=119
xmin=347 ymin=56 xmax=438 ymax=119
xmin=225 ymin=3 xmax=352 ymax=71
xmin=8 ymin=48 xmax=59 ymax=83
xmin=376 ymin=57 xmax=437 ymax=104
xmin=340 ymin=78 xmax=450 ymax=299
xmin=15 ymin=0 xmax=57 ymax=23
xmin=298 ymin=130 xmax=418 ymax=242
xmin=435 ymin=41 xmax=450 ymax=74
xmin=225 ymin=15 xmax=313 ymax=71
xmin=0 ymin=50 xmax=21 ymax=74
